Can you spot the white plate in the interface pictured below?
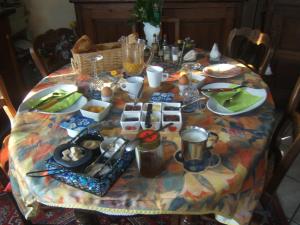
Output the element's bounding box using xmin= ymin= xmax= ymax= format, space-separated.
xmin=203 ymin=63 xmax=242 ymax=78
xmin=202 ymin=83 xmax=267 ymax=116
xmin=19 ymin=84 xmax=87 ymax=114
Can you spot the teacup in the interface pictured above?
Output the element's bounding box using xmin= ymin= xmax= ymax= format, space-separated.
xmin=120 ymin=76 xmax=144 ymax=99
xmin=179 ymin=126 xmax=218 ymax=172
xmin=146 ymin=66 xmax=168 ymax=88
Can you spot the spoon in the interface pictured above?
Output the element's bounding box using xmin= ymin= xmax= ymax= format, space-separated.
xmin=125 ymin=122 xmax=174 ymax=152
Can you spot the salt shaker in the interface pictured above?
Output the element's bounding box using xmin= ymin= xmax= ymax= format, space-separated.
xmin=209 ymin=43 xmax=221 ymax=62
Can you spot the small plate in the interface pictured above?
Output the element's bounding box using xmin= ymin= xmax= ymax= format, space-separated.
xmin=203 ymin=64 xmax=242 ymax=78
xmin=53 ymin=143 xmax=94 ymax=171
xmin=202 ymin=83 xmax=267 ymax=116
xmin=19 ymin=84 xmax=87 ymax=114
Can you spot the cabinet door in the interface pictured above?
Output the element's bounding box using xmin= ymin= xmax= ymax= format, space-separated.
xmin=76 ymin=3 xmax=134 ymax=43
xmin=161 ymin=2 xmax=242 ymax=52
xmin=265 ymin=0 xmax=300 ymax=108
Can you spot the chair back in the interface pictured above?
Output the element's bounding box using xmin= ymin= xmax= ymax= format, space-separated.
xmin=227 ymin=27 xmax=273 ymax=75
xmin=30 ymin=28 xmax=77 ymax=77
xmin=0 ymin=74 xmax=16 ymax=123
xmin=265 ymin=75 xmax=300 ymax=194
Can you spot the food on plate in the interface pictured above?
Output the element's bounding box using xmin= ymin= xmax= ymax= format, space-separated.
xmin=204 ymin=64 xmax=242 ymax=77
xmin=80 ymin=140 xmax=101 ymax=150
xmin=84 ymin=105 xmax=105 ymax=113
xmin=179 ymin=75 xmax=189 ymax=85
xmin=101 ymin=87 xmax=113 ymax=97
xmin=61 ymin=146 xmax=84 ymax=161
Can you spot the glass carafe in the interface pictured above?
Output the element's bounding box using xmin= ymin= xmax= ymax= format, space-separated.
xmin=120 ymin=38 xmax=153 ymax=76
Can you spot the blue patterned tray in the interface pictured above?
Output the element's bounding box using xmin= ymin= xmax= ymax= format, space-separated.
xmin=45 ymin=150 xmax=135 ymax=196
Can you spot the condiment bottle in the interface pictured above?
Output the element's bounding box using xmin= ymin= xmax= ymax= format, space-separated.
xmin=135 ymin=130 xmax=163 ymax=178
xmin=151 ymin=34 xmax=159 ymax=56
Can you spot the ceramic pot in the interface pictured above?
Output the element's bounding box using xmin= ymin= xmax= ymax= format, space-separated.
xmin=143 ymin=22 xmax=160 ymax=47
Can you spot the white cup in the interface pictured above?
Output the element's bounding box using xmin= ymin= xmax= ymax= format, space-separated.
xmin=146 ymin=66 xmax=168 ymax=88
xmin=120 ymin=76 xmax=144 ymax=99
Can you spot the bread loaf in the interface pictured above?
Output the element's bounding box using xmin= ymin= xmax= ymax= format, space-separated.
xmin=72 ymin=35 xmax=94 ymax=53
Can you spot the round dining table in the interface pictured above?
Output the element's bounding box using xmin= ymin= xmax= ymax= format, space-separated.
xmin=8 ymin=57 xmax=276 ymax=225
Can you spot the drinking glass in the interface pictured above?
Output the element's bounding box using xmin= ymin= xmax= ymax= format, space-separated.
xmin=89 ymin=55 xmax=103 ymax=99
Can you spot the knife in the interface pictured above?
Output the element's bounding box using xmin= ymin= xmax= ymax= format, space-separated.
xmin=201 ymin=85 xmax=245 ymax=93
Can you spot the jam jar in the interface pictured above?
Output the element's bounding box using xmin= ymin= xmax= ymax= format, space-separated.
xmin=135 ymin=130 xmax=163 ymax=178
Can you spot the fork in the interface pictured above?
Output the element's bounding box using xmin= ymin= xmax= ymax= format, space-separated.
xmin=223 ymin=91 xmax=242 ymax=107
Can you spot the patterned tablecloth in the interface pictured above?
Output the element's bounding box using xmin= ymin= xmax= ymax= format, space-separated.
xmin=8 ymin=58 xmax=276 ymax=225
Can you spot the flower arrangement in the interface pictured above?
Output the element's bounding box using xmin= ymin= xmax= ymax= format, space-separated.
xmin=132 ymin=0 xmax=163 ymax=27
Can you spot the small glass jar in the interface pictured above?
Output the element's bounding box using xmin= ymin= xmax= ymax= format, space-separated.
xmin=135 ymin=130 xmax=163 ymax=178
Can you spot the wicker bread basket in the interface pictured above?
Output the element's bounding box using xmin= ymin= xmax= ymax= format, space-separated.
xmin=71 ymin=42 xmax=122 ymax=75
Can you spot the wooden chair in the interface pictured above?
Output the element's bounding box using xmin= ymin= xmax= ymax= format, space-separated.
xmin=226 ymin=27 xmax=274 ymax=75
xmin=250 ymin=76 xmax=300 ymax=225
xmin=30 ymin=28 xmax=77 ymax=77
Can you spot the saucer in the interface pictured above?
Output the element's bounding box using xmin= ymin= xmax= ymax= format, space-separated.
xmin=174 ymin=150 xmax=220 ymax=172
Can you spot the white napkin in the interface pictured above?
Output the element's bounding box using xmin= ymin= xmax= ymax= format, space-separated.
xmin=209 ymin=43 xmax=221 ymax=61
xmin=183 ymin=50 xmax=197 ymax=61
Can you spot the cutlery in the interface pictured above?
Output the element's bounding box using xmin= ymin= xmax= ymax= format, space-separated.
xmin=201 ymin=85 xmax=245 ymax=93
xmin=134 ymin=82 xmax=144 ymax=106
xmin=84 ymin=137 xmax=122 ymax=175
xmin=29 ymin=91 xmax=77 ymax=111
xmin=223 ymin=91 xmax=242 ymax=107
xmin=181 ymin=96 xmax=207 ymax=109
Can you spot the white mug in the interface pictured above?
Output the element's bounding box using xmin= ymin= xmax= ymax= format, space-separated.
xmin=146 ymin=66 xmax=168 ymax=88
xmin=120 ymin=76 xmax=144 ymax=99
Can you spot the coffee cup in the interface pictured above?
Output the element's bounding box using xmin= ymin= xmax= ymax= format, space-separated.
xmin=146 ymin=66 xmax=168 ymax=88
xmin=120 ymin=76 xmax=144 ymax=99
xmin=179 ymin=126 xmax=218 ymax=171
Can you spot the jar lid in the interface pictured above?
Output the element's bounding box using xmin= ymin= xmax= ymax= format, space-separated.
xmin=138 ymin=130 xmax=160 ymax=150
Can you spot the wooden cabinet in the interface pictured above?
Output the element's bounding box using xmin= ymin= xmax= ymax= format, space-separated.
xmin=70 ymin=0 xmax=244 ymax=52
xmin=265 ymin=0 xmax=300 ymax=108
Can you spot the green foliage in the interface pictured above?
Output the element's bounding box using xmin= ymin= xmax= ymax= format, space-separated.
xmin=131 ymin=0 xmax=163 ymax=27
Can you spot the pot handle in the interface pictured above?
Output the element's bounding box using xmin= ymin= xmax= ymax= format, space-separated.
xmin=207 ymin=132 xmax=218 ymax=149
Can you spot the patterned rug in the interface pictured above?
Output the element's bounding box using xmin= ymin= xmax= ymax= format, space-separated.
xmin=0 ymin=192 xmax=25 ymax=225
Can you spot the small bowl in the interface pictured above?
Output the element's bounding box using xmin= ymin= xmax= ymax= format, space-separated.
xmin=162 ymin=102 xmax=181 ymax=112
xmin=141 ymin=111 xmax=161 ymax=130
xmin=120 ymin=111 xmax=141 ymax=131
xmin=142 ymin=103 xmax=161 ymax=112
xmin=80 ymin=99 xmax=111 ymax=122
xmin=123 ymin=102 xmax=143 ymax=112
xmin=162 ymin=111 xmax=182 ymax=132
xmin=100 ymin=137 xmax=126 ymax=157
xmin=53 ymin=143 xmax=93 ymax=171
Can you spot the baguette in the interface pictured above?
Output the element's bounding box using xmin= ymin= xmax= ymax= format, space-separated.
xmin=72 ymin=35 xmax=94 ymax=53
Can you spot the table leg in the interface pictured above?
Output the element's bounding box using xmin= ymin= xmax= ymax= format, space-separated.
xmin=74 ymin=209 xmax=100 ymax=225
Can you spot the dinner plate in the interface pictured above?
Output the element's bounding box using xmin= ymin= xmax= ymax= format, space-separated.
xmin=203 ymin=63 xmax=242 ymax=78
xmin=201 ymin=83 xmax=267 ymax=116
xmin=19 ymin=84 xmax=88 ymax=114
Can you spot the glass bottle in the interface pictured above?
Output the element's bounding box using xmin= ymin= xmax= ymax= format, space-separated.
xmin=151 ymin=34 xmax=159 ymax=56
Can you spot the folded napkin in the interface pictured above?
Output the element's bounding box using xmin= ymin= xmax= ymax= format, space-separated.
xmin=43 ymin=92 xmax=82 ymax=112
xmin=27 ymin=90 xmax=82 ymax=112
xmin=211 ymin=88 xmax=262 ymax=112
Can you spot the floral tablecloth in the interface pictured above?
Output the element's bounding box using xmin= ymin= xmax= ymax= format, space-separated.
xmin=9 ymin=60 xmax=276 ymax=225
